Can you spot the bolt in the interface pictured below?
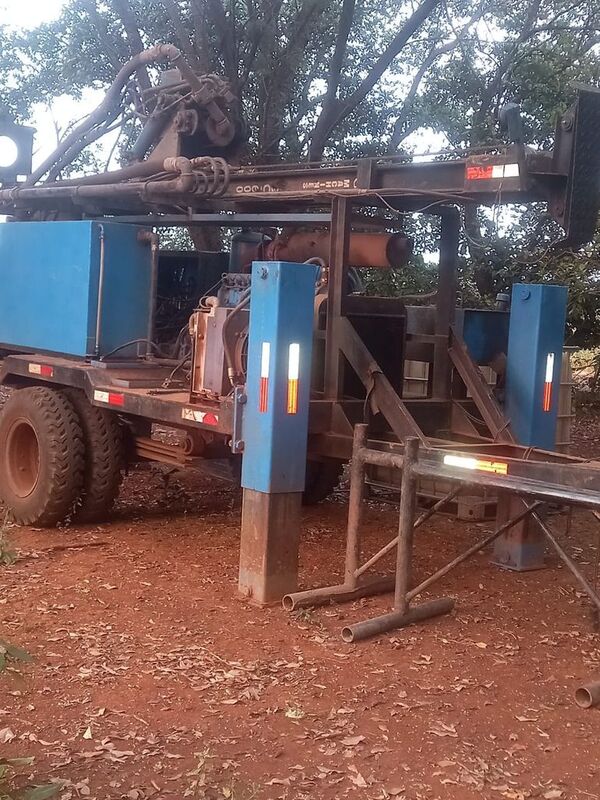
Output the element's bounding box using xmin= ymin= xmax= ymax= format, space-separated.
xmin=561 ymin=115 xmax=573 ymax=131
xmin=235 ymin=440 xmax=245 ymax=451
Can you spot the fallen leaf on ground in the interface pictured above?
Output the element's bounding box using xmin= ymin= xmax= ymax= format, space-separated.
xmin=341 ymin=735 xmax=365 ymax=746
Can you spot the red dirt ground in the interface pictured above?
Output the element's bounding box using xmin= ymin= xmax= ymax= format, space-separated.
xmin=2 ymin=411 xmax=600 ymax=800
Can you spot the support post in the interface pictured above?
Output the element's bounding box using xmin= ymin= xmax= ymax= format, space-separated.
xmin=342 ymin=437 xmax=455 ymax=643
xmin=494 ymin=283 xmax=568 ymax=571
xmin=344 ymin=424 xmax=368 ymax=586
xmin=239 ymin=491 xmax=301 ymax=605
xmin=324 ymin=196 xmax=351 ymax=399
xmin=238 ymin=260 xmax=316 ymax=605
xmin=432 ymin=208 xmax=459 ymax=399
xmin=394 ymin=437 xmax=420 ymax=613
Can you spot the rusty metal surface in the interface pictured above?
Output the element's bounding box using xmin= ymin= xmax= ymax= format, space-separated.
xmin=238 ymin=489 xmax=302 ymax=605
xmin=337 ymin=317 xmax=424 ymax=441
xmin=285 ymin=423 xmax=600 ymax=643
xmin=134 ymin=435 xmax=189 ymax=466
xmin=448 ymin=328 xmax=515 ymax=443
xmin=266 ymin=231 xmax=412 ymax=268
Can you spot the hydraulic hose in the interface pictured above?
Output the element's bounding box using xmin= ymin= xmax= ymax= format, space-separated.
xmin=222 ymin=288 xmax=251 ymax=386
xmin=27 ymin=44 xmax=193 ymax=186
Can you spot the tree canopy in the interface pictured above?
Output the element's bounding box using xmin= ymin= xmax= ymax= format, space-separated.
xmin=1 ymin=0 xmax=600 ymax=341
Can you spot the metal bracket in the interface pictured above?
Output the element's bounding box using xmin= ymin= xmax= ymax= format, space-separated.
xmin=231 ymin=384 xmax=246 ymax=453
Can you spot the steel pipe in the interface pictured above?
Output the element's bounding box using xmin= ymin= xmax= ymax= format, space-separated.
xmin=575 ymin=681 xmax=600 ymax=708
xmin=407 ymin=500 xmax=542 ymax=601
xmin=531 ymin=510 xmax=600 ymax=615
xmin=282 ymin=576 xmax=395 ymax=611
xmin=345 ymin=424 xmax=368 ymax=584
xmin=355 ymin=484 xmax=462 ymax=578
xmin=341 ymin=597 xmax=455 ymax=643
xmin=394 ymin=437 xmax=419 ymax=612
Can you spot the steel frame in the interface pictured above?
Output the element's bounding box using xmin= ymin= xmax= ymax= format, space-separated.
xmin=284 ymin=424 xmax=600 ymax=641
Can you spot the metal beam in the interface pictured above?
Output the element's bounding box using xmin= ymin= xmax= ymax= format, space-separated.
xmin=103 ymin=213 xmax=334 ymax=226
xmin=432 ymin=209 xmax=459 ymax=399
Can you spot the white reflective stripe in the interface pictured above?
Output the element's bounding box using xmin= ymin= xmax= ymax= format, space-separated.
xmin=94 ymin=390 xmax=109 ymax=403
xmin=443 ymin=454 xmax=478 ymax=470
xmin=288 ymin=343 xmax=300 ymax=380
xmin=545 ymin=352 xmax=555 ymax=383
xmin=491 ymin=163 xmax=520 ymax=179
xmin=260 ymin=342 xmax=270 ymax=378
xmin=181 ymin=408 xmax=219 ymax=424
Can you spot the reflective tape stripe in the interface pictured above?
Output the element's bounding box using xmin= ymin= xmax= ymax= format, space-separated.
xmin=545 ymin=352 xmax=555 ymax=383
xmin=466 ymin=163 xmax=520 ymax=181
xmin=94 ymin=390 xmax=124 ymax=407
xmin=181 ymin=408 xmax=219 ymax=425
xmin=260 ymin=342 xmax=270 ymax=378
xmin=259 ymin=342 xmax=270 ymax=413
xmin=443 ymin=454 xmax=508 ymax=475
xmin=543 ymin=353 xmax=555 ymax=412
xmin=28 ymin=363 xmax=53 ymax=377
xmin=286 ymin=343 xmax=300 ymax=414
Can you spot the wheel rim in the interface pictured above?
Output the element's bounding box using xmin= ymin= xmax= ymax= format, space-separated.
xmin=6 ymin=418 xmax=40 ymax=498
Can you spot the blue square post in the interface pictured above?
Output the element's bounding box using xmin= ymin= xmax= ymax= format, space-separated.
xmin=238 ymin=261 xmax=316 ymax=604
xmin=494 ymin=283 xmax=568 ymax=570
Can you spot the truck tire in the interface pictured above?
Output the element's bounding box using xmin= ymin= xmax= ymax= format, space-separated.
xmin=65 ymin=390 xmax=124 ymax=522
xmin=0 ymin=386 xmax=85 ymax=526
xmin=302 ymin=459 xmax=343 ymax=506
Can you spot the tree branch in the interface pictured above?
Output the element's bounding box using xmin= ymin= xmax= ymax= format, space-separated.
xmin=389 ymin=39 xmax=456 ymax=150
xmin=189 ymin=0 xmax=213 ymax=73
xmin=82 ymin=0 xmax=123 ymax=74
xmin=323 ymin=0 xmax=355 ymax=108
xmin=309 ymin=0 xmax=442 ymax=160
xmin=111 ymin=0 xmax=151 ymax=92
xmin=162 ymin=0 xmax=204 ymax=73
xmin=472 ymin=0 xmax=542 ymax=140
xmin=205 ymin=0 xmax=240 ymax=90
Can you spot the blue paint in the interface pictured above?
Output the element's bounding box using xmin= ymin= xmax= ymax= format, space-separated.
xmin=241 ymin=261 xmax=316 ymax=494
xmin=0 ymin=220 xmax=151 ymax=357
xmin=462 ymin=309 xmax=509 ymax=364
xmin=505 ymin=283 xmax=567 ymax=449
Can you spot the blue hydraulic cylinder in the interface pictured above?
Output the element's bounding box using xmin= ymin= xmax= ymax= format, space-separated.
xmin=505 ymin=284 xmax=567 ymax=449
xmin=241 ymin=261 xmax=316 ymax=494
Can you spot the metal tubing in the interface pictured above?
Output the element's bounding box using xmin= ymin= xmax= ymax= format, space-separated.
xmin=407 ymin=500 xmax=542 ymax=601
xmin=531 ymin=510 xmax=600 ymax=615
xmin=432 ymin=208 xmax=459 ymax=399
xmin=282 ymin=576 xmax=395 ymax=611
xmin=27 ymin=44 xmax=188 ymax=185
xmin=94 ymin=224 xmax=106 ymax=356
xmin=394 ymin=437 xmax=419 ymax=612
xmin=324 ymin=196 xmax=350 ymax=399
xmin=345 ymin=425 xmax=368 ymax=586
xmin=341 ymin=597 xmax=455 ymax=643
xmin=355 ymin=485 xmax=462 ymax=579
xmin=146 ymin=232 xmax=159 ymax=356
xmin=575 ymin=681 xmax=600 ymax=708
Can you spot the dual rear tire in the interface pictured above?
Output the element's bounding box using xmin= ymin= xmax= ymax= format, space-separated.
xmin=0 ymin=386 xmax=123 ymax=527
